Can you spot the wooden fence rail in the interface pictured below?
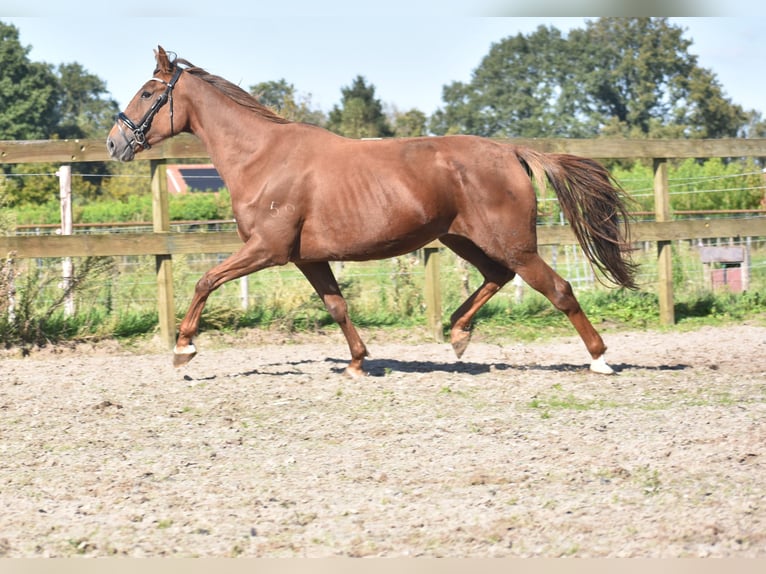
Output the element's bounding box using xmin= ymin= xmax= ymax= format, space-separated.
xmin=4 ymin=219 xmax=765 ymax=259
xmin=4 ymin=134 xmax=766 ymax=162
xmin=2 ymin=136 xmax=766 ymax=347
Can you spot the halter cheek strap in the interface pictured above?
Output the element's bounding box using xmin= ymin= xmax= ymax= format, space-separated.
xmin=116 ymin=66 xmax=183 ymax=151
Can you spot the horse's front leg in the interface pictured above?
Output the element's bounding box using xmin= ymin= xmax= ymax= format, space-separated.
xmin=173 ymin=236 xmax=285 ymax=367
xmin=296 ymin=261 xmax=369 ymax=377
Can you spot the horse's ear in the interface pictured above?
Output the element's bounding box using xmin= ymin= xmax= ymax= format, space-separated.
xmin=154 ymin=45 xmax=173 ymax=74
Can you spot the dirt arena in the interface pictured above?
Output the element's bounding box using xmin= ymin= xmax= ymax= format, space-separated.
xmin=1 ymin=322 xmax=764 ymax=557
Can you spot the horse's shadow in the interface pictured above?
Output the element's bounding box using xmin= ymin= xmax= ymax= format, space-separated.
xmin=186 ymin=357 xmax=690 ymax=381
xmin=325 ymin=357 xmax=691 ymax=377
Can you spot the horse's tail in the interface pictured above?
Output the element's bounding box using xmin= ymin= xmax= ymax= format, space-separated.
xmin=514 ymin=146 xmax=638 ymax=289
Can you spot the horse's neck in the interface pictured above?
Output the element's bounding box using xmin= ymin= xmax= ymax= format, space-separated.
xmin=185 ymin=91 xmax=276 ymax=179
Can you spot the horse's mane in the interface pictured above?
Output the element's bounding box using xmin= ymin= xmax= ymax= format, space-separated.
xmin=169 ymin=57 xmax=290 ymax=124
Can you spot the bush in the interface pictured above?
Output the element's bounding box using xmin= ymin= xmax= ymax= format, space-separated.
xmin=0 ymin=256 xmax=116 ymax=348
xmin=610 ymin=157 xmax=764 ymax=213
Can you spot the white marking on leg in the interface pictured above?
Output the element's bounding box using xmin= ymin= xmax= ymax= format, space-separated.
xmin=174 ymin=342 xmax=197 ymax=356
xmin=590 ymin=354 xmax=615 ymax=375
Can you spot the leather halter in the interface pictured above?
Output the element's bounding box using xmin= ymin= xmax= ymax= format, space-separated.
xmin=116 ymin=66 xmax=183 ymax=151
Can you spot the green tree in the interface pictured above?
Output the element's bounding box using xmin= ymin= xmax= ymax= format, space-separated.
xmin=0 ymin=21 xmax=60 ymax=140
xmin=0 ymin=22 xmax=61 ymax=206
xmin=430 ymin=25 xmax=591 ymax=138
xmin=249 ymin=78 xmax=325 ymax=125
xmin=741 ymin=110 xmax=766 ymax=139
xmin=1 ymin=21 xmax=120 ymax=205
xmin=392 ymin=108 xmax=428 ymax=137
xmin=99 ymin=159 xmax=150 ymax=203
xmin=431 ymin=18 xmax=748 ymax=139
xmin=0 ymin=163 xmax=59 ymax=207
xmin=327 ymin=75 xmax=393 ymax=138
xmin=680 ymin=65 xmax=747 ymax=138
xmin=54 ymin=62 xmax=120 ymax=202
xmin=56 ymin=62 xmax=119 ymax=139
xmin=572 ymin=18 xmax=746 ymax=138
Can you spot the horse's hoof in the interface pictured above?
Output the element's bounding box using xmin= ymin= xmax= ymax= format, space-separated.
xmin=451 ymin=329 xmax=472 ymax=359
xmin=344 ymin=365 xmax=367 ymax=378
xmin=173 ymin=343 xmax=197 ymax=368
xmin=590 ymin=355 xmax=615 ymax=375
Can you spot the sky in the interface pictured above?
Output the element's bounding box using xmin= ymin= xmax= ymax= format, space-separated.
xmin=4 ymin=4 xmax=766 ymax=118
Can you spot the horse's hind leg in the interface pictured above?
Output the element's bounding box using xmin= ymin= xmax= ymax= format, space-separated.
xmin=296 ymin=261 xmax=369 ymax=377
xmin=449 ymin=278 xmax=511 ymax=358
xmin=440 ymin=236 xmax=514 ymax=358
xmin=515 ymin=252 xmax=614 ymax=374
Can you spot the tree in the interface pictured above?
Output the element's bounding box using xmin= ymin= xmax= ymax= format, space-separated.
xmin=392 ymin=108 xmax=428 ymax=137
xmin=1 ymin=21 xmax=121 ymax=204
xmin=249 ymin=78 xmax=325 ymax=125
xmin=53 ymin=62 xmax=121 ymax=202
xmin=741 ymin=110 xmax=766 ymax=139
xmin=431 ymin=18 xmax=749 ymax=139
xmin=327 ymin=75 xmax=393 ymax=138
xmin=99 ymin=159 xmax=150 ymax=203
xmin=430 ymin=25 xmax=591 ymax=138
xmin=56 ymin=62 xmax=119 ymax=139
xmin=0 ymin=21 xmax=60 ymax=140
xmin=571 ymin=18 xmax=746 ymax=138
xmin=680 ymin=65 xmax=747 ymax=138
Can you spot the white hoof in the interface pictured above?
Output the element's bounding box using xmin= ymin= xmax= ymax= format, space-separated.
xmin=172 ymin=342 xmax=198 ymax=367
xmin=174 ymin=343 xmax=197 ymax=356
xmin=590 ymin=355 xmax=615 ymax=375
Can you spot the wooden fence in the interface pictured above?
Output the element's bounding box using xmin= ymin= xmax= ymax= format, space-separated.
xmin=2 ymin=136 xmax=765 ymax=348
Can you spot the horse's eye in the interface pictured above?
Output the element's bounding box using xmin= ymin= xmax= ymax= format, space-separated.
xmin=140 ymin=91 xmax=152 ymax=99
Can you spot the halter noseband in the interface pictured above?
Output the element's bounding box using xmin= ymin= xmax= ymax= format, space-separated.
xmin=116 ymin=66 xmax=184 ymax=151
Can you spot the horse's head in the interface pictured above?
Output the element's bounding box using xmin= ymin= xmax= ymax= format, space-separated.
xmin=107 ymin=46 xmax=186 ymax=162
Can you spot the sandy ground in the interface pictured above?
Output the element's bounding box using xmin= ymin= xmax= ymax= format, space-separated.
xmin=0 ymin=322 xmax=765 ymax=557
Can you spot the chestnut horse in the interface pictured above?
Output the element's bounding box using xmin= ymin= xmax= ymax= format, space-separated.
xmin=107 ymin=47 xmax=637 ymax=376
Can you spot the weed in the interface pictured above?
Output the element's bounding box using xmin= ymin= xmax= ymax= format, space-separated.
xmin=439 ymin=385 xmax=469 ymax=398
xmin=633 ymin=465 xmax=662 ymax=496
xmin=528 ymin=386 xmax=617 ymax=416
xmin=68 ymin=538 xmax=97 ymax=555
xmin=230 ymin=544 xmax=245 ymax=557
xmin=0 ymin=256 xmax=116 ymax=347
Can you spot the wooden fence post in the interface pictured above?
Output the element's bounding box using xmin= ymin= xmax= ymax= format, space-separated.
xmin=423 ymin=245 xmax=443 ymax=342
xmin=653 ymin=158 xmax=675 ymax=325
xmin=3 ymin=252 xmax=16 ymax=323
xmin=151 ymin=159 xmax=176 ymax=350
xmin=57 ymin=165 xmax=74 ymax=316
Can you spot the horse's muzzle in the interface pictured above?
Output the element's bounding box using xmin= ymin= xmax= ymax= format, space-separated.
xmin=106 ymin=130 xmax=136 ymax=162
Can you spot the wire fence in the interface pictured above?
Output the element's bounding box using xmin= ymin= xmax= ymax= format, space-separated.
xmin=10 ymin=232 xmax=765 ymax=327
xmin=3 ymin=168 xmax=766 ymax=326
